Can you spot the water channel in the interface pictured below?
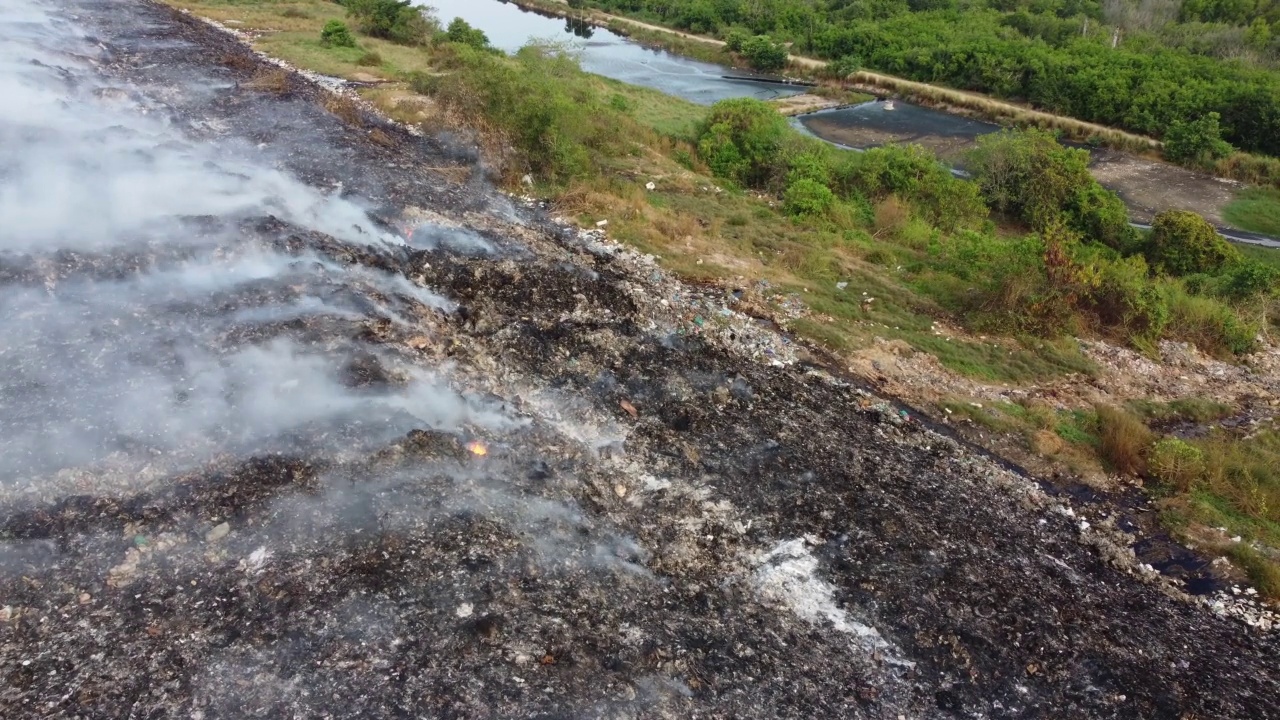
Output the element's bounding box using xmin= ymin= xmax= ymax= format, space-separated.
xmin=418 ymin=0 xmax=1279 ymax=248
xmin=420 ymin=0 xmax=806 ymax=105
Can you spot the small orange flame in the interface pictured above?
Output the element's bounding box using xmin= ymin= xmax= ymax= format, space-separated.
xmin=466 ymin=441 xmax=488 ymax=457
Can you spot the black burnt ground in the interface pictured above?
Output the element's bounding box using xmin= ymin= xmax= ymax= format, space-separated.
xmin=0 ymin=2 xmax=1277 ymax=719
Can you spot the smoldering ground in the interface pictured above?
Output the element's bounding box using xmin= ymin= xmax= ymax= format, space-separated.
xmin=1 ymin=1 xmax=1279 ymax=719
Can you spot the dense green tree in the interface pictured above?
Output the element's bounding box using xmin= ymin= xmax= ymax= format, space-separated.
xmin=583 ymin=0 xmax=1280 ymax=156
xmin=446 ymin=17 xmax=491 ymax=49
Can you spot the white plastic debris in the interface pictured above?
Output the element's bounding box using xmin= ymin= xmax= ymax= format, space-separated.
xmin=645 ymin=181 xmax=656 ymax=190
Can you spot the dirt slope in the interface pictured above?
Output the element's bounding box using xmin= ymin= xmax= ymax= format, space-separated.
xmin=0 ymin=2 xmax=1277 ymax=719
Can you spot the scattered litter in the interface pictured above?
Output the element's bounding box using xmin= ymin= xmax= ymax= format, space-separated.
xmin=205 ymin=522 xmax=230 ymax=543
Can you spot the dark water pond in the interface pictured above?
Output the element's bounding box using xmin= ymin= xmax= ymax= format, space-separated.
xmin=799 ymin=100 xmax=1000 ymax=148
xmin=418 ymin=0 xmax=805 ymax=105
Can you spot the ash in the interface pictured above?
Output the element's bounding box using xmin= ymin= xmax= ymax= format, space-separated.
xmin=0 ymin=1 xmax=1277 ymax=719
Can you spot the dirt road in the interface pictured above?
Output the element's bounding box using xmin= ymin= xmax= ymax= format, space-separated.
xmin=1 ymin=1 xmax=1277 ymax=718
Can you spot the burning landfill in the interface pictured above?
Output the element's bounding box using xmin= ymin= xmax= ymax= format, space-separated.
xmin=0 ymin=0 xmax=1277 ymax=718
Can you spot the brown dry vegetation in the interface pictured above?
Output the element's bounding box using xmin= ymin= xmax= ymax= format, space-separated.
xmin=245 ymin=66 xmax=292 ymax=93
xmin=323 ymin=93 xmax=363 ymax=126
xmin=1095 ymin=404 xmax=1154 ymax=476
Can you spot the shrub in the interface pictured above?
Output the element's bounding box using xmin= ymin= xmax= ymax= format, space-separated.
xmin=741 ymin=35 xmax=788 ymax=73
xmin=1148 ymin=210 xmax=1240 ymax=276
xmin=416 ymin=43 xmax=636 ymax=184
xmin=246 ymin=68 xmax=292 ymax=94
xmin=1095 ymin=404 xmax=1154 ymax=476
xmin=724 ymin=27 xmax=750 ymax=52
xmin=1148 ymin=438 xmax=1206 ymax=491
xmin=320 ymin=19 xmax=357 ymax=48
xmin=837 ymin=144 xmax=986 ymax=231
xmin=823 ymin=54 xmax=861 ymax=79
xmin=1219 ymin=260 xmax=1280 ymax=301
xmin=783 ymin=178 xmax=835 ymax=217
xmin=356 ymin=50 xmax=383 ymax=66
xmin=1086 ymin=254 xmax=1170 ymax=345
xmin=1164 ymin=112 xmax=1234 ymax=165
xmin=345 ymin=0 xmax=437 ymax=45
xmin=694 ymin=98 xmax=789 ymax=188
xmin=873 ymin=196 xmax=910 ymax=236
xmin=445 ymin=17 xmax=490 ymax=49
xmin=968 ymin=130 xmax=1127 ymax=244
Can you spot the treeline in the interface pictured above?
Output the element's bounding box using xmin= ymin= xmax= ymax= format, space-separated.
xmin=583 ymin=0 xmax=1280 ymax=157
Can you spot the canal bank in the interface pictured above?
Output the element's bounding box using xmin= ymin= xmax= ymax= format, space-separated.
xmin=493 ymin=0 xmax=1277 ymax=246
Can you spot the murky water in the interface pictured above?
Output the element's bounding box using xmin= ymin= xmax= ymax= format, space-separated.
xmin=800 ymin=100 xmax=1000 ymax=148
xmin=418 ymin=0 xmax=804 ymax=105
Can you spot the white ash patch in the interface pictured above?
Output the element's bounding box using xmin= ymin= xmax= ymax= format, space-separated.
xmin=749 ymin=537 xmax=896 ymax=653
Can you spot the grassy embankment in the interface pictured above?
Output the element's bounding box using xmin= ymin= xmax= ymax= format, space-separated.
xmin=166 ymin=0 xmax=1280 ymax=599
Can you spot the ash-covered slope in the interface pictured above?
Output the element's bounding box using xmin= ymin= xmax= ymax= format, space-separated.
xmin=0 ymin=1 xmax=1276 ymax=718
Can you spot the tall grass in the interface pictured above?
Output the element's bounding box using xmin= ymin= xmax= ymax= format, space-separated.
xmin=1094 ymin=404 xmax=1153 ymax=476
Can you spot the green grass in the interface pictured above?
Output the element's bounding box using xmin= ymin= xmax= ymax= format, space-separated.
xmin=598 ymin=77 xmax=705 ymax=138
xmin=1224 ymin=187 xmax=1280 ymax=237
xmin=1130 ymin=397 xmax=1235 ymax=424
xmin=1235 ymin=240 xmax=1280 ymax=270
xmin=1055 ymin=409 xmax=1099 ymax=447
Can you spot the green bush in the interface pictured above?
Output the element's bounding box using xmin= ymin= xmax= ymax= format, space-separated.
xmin=356 ymin=50 xmax=383 ymax=66
xmin=1219 ymin=260 xmax=1280 ymax=301
xmin=823 ymin=54 xmax=861 ymax=79
xmin=417 ymin=43 xmax=636 ymax=183
xmin=1148 ymin=210 xmax=1241 ymax=276
xmin=968 ymin=130 xmax=1132 ymax=247
xmin=1087 ymin=255 xmax=1170 ymax=345
xmin=345 ymin=0 xmax=436 ymax=45
xmin=320 ymin=19 xmax=357 ymax=48
xmin=741 ymin=35 xmax=788 ymax=73
xmin=1149 ymin=438 xmax=1207 ymax=491
xmin=445 ymin=17 xmax=490 ymax=49
xmin=694 ymin=98 xmax=789 ymax=188
xmin=724 ymin=27 xmax=750 ymax=52
xmin=784 ymin=178 xmax=835 ymax=217
xmin=1164 ymin=112 xmax=1234 ymax=165
xmin=839 ymin=144 xmax=985 ymax=231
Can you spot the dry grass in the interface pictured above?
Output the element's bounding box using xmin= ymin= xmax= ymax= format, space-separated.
xmin=246 ymin=67 xmax=292 ymax=94
xmin=219 ymin=51 xmax=259 ymax=74
xmin=872 ymin=196 xmax=910 ymax=238
xmin=1095 ymin=404 xmax=1154 ymax=476
xmin=367 ymin=127 xmax=395 ymax=147
xmin=323 ymin=94 xmax=363 ymax=126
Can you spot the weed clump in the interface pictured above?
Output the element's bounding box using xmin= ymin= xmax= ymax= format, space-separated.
xmin=1095 ymin=404 xmax=1153 ymax=476
xmin=1148 ymin=438 xmax=1206 ymax=491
